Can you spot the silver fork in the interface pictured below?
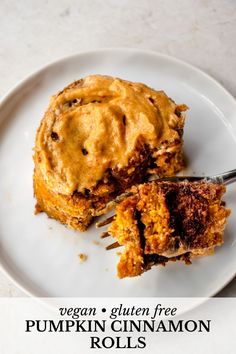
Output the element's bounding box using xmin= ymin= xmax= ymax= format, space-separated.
xmin=98 ymin=168 xmax=236 ymax=227
xmin=97 ymin=168 xmax=236 ymax=249
xmin=152 ymin=168 xmax=236 ymax=185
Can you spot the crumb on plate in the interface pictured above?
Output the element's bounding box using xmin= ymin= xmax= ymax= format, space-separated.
xmin=78 ymin=253 xmax=88 ymax=263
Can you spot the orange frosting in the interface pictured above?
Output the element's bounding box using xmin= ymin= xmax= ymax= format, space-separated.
xmin=34 ymin=75 xmax=182 ymax=194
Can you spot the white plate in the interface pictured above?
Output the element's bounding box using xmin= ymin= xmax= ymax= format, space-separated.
xmin=0 ymin=48 xmax=236 ymax=297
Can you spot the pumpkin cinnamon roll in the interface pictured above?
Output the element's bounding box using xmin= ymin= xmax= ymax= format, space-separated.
xmin=33 ymin=75 xmax=187 ymax=231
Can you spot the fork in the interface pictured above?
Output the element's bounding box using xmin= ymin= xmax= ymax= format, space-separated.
xmin=150 ymin=168 xmax=236 ymax=185
xmin=96 ymin=168 xmax=236 ymax=250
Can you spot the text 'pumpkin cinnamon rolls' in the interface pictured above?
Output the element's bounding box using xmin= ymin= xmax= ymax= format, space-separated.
xmin=33 ymin=75 xmax=187 ymax=231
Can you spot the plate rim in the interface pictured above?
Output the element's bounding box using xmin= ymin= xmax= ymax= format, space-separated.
xmin=0 ymin=47 xmax=235 ymax=298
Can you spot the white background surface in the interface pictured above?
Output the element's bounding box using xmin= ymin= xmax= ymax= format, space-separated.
xmin=0 ymin=0 xmax=235 ymax=297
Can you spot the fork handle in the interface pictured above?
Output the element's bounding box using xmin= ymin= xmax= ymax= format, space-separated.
xmin=151 ymin=169 xmax=236 ymax=185
xmin=213 ymin=169 xmax=236 ymax=185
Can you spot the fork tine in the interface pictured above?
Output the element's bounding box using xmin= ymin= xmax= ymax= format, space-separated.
xmin=110 ymin=191 xmax=134 ymax=204
xmin=96 ymin=192 xmax=134 ymax=216
xmin=96 ymin=215 xmax=115 ymax=227
xmin=101 ymin=231 xmax=110 ymax=239
xmin=106 ymin=241 xmax=121 ymax=250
